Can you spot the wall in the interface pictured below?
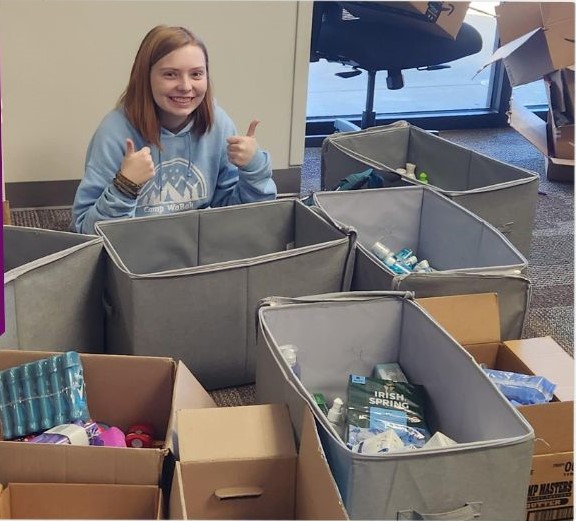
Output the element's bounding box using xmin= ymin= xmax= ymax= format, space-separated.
xmin=0 ymin=0 xmax=312 ymax=205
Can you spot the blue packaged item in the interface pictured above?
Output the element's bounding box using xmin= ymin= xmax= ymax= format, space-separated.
xmin=482 ymin=367 xmax=556 ymax=405
xmin=394 ymin=248 xmax=414 ymax=262
xmin=0 ymin=352 xmax=90 ymax=440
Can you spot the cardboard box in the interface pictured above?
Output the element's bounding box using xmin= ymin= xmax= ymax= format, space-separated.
xmin=508 ymin=97 xmax=574 ymax=182
xmin=2 ymin=201 xmax=10 ymax=226
xmin=170 ymin=405 xmax=348 ymax=520
xmin=417 ymin=293 xmax=574 ymax=521
xmin=545 ymin=69 xmax=575 ymax=161
xmin=481 ymin=2 xmax=575 ymax=87
xmin=342 ymin=2 xmax=469 ymax=39
xmin=178 ymin=404 xmax=297 ymax=520
xmin=0 ymin=482 xmax=162 ymax=519
xmin=0 ymin=351 xmax=216 ymax=486
xmin=521 ymin=402 xmax=573 ymax=521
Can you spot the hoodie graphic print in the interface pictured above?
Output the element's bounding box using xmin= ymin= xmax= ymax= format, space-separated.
xmin=138 ymin=154 xmax=209 ymax=216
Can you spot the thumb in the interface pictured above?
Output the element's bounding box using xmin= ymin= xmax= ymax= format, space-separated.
xmin=245 ymin=119 xmax=260 ymax=137
xmin=125 ymin=138 xmax=136 ymax=156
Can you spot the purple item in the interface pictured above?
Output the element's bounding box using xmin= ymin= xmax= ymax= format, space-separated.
xmin=95 ymin=426 xmax=127 ymax=448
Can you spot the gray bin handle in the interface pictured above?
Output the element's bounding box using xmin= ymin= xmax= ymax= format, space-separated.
xmin=397 ymin=502 xmax=482 ymax=520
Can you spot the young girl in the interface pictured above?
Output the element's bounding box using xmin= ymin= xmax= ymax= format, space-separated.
xmin=71 ymin=25 xmax=276 ymax=234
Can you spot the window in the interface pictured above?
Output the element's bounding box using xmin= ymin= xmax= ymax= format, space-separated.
xmin=306 ymin=2 xmax=548 ymax=140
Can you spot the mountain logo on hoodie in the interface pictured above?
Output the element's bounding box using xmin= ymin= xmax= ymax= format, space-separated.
xmin=138 ymin=157 xmax=208 ymax=207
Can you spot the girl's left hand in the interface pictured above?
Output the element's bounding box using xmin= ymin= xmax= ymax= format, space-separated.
xmin=227 ymin=120 xmax=260 ymax=168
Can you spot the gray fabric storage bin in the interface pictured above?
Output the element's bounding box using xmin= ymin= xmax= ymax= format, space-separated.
xmin=313 ymin=186 xmax=531 ymax=340
xmin=321 ymin=121 xmax=539 ymax=256
xmin=95 ymin=199 xmax=355 ymax=390
xmin=255 ymin=292 xmax=534 ymax=521
xmin=2 ymin=226 xmax=105 ymax=352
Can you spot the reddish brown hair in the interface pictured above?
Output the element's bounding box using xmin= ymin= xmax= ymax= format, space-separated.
xmin=118 ymin=25 xmax=214 ymax=147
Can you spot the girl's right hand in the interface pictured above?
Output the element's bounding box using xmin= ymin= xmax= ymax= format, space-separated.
xmin=120 ymin=138 xmax=155 ymax=185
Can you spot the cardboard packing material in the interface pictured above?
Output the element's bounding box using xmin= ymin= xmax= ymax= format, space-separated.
xmin=481 ymin=2 xmax=575 ymax=87
xmin=170 ymin=404 xmax=348 ymax=520
xmin=545 ymin=68 xmax=575 ymax=161
xmin=482 ymin=2 xmax=575 ymax=181
xmin=508 ymin=97 xmax=574 ymax=182
xmin=0 ymin=483 xmax=162 ymax=519
xmin=418 ymin=293 xmax=574 ymax=521
xmin=2 ymin=201 xmax=10 ymax=226
xmin=0 ymin=351 xmax=215 ymax=487
xmin=341 ymin=1 xmax=469 ymax=39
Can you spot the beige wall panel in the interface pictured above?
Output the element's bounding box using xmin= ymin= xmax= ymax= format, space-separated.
xmin=0 ymin=0 xmax=311 ymax=185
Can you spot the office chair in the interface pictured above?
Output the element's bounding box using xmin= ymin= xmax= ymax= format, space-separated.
xmin=310 ymin=2 xmax=483 ymax=131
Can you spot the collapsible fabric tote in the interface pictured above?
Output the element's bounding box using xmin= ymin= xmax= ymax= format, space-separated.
xmin=312 ymin=186 xmax=531 ymax=340
xmin=95 ymin=199 xmax=355 ymax=390
xmin=255 ymin=292 xmax=534 ymax=521
xmin=321 ymin=121 xmax=539 ymax=256
xmin=2 ymin=226 xmax=105 ymax=352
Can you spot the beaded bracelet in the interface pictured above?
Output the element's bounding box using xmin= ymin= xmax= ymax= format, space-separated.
xmin=116 ymin=170 xmax=143 ymax=191
xmin=113 ymin=177 xmax=138 ymax=199
xmin=113 ymin=170 xmax=142 ymax=200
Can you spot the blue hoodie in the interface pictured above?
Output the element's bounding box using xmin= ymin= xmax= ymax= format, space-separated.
xmin=71 ymin=105 xmax=276 ymax=234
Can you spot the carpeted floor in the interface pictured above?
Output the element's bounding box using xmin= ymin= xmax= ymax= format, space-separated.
xmin=8 ymin=126 xmax=574 ymax=404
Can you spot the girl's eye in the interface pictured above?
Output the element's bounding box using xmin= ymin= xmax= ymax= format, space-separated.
xmin=191 ymin=71 xmax=205 ymax=79
xmin=163 ymin=71 xmax=176 ymax=78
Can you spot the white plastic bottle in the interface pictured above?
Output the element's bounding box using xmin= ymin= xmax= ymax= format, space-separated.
xmin=279 ymin=344 xmax=301 ymax=379
xmin=405 ymin=163 xmax=417 ymax=179
xmin=370 ymin=239 xmax=393 ymax=262
xmin=327 ymin=397 xmax=346 ymax=439
xmin=413 ymin=259 xmax=435 ymax=273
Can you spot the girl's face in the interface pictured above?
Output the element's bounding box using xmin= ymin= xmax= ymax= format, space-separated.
xmin=150 ymin=44 xmax=208 ymax=132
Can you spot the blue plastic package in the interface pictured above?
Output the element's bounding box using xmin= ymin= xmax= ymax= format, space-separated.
xmin=0 ymin=352 xmax=90 ymax=440
xmin=482 ymin=367 xmax=556 ymax=405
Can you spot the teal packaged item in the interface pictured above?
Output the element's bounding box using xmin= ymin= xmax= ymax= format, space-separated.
xmin=334 ymin=169 xmax=386 ymax=191
xmin=0 ymin=352 xmax=89 ymax=440
xmin=346 ymin=374 xmax=431 ymax=449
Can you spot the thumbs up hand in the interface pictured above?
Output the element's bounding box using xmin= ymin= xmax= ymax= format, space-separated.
xmin=120 ymin=138 xmax=155 ymax=185
xmin=227 ymin=120 xmax=261 ymax=168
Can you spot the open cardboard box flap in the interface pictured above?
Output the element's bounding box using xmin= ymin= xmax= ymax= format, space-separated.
xmin=167 ymin=360 xmax=217 ymax=456
xmin=508 ymin=98 xmax=550 ymax=157
xmin=417 ymin=293 xmax=574 ymax=403
xmin=508 ymin=98 xmax=574 ymax=182
xmin=504 ymin=338 xmax=575 ymax=403
xmin=496 ymin=2 xmax=575 ymax=47
xmin=520 ymin=401 xmax=573 ymax=455
xmin=479 ymin=2 xmax=575 ymax=87
xmin=417 ymin=292 xmax=501 ymax=344
xmin=0 ymin=483 xmax=162 ymax=519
